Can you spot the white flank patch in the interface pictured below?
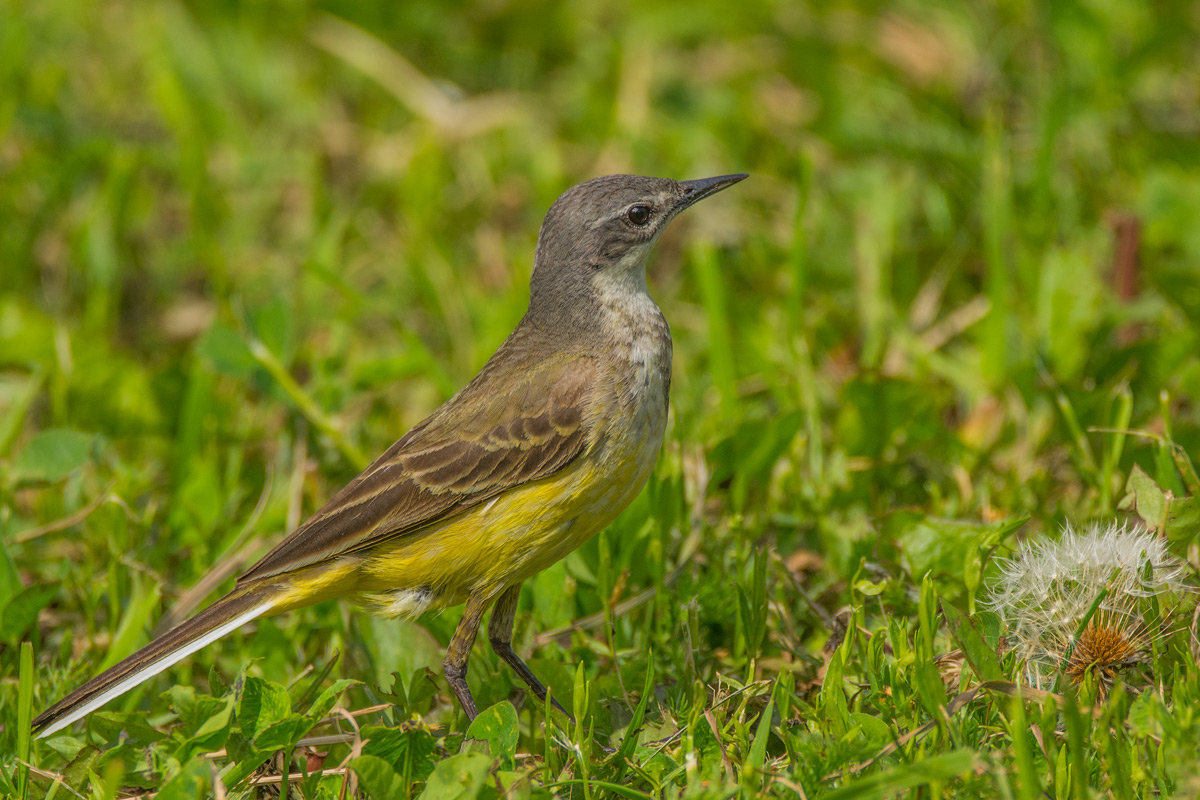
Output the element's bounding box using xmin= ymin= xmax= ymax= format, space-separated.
xmin=37 ymin=600 xmax=274 ymax=738
xmin=364 ymin=588 xmax=433 ymax=619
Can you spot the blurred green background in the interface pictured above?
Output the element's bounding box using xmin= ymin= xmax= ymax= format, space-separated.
xmin=4 ymin=0 xmax=1200 ymax=796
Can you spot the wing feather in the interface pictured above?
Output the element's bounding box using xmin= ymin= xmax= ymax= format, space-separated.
xmin=237 ymin=347 xmax=597 ymax=584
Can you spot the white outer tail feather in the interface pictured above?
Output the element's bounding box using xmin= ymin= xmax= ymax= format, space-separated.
xmin=36 ymin=600 xmax=275 ymax=738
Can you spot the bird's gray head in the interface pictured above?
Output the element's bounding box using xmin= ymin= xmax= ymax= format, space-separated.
xmin=527 ymin=173 xmax=746 ymax=326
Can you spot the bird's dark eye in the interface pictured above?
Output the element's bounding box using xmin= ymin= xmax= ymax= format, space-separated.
xmin=625 ymin=205 xmax=652 ymax=226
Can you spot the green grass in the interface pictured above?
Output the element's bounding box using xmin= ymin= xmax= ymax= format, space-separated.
xmin=4 ymin=0 xmax=1200 ymax=796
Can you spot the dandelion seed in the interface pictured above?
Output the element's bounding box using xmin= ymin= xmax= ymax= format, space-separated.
xmin=984 ymin=521 xmax=1192 ymax=695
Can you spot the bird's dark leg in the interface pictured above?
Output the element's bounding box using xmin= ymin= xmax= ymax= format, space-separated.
xmin=488 ymin=583 xmax=574 ymax=721
xmin=444 ymin=593 xmax=489 ymax=721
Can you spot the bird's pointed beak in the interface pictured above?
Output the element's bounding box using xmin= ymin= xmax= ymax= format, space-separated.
xmin=675 ymin=173 xmax=749 ymax=212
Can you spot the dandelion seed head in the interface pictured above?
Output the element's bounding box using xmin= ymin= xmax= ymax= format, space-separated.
xmin=984 ymin=521 xmax=1192 ymax=693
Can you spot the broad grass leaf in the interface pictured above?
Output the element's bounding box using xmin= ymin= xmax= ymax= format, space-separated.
xmin=237 ymin=676 xmax=291 ymax=741
xmin=99 ymin=578 xmax=161 ymax=671
xmin=1122 ymin=464 xmax=1200 ymax=542
xmin=1034 ymin=244 xmax=1105 ymax=380
xmin=361 ymin=616 xmax=443 ymax=690
xmin=361 ymin=725 xmax=438 ymax=785
xmin=1102 ymin=716 xmax=1135 ymax=800
xmin=853 ymin=578 xmax=887 ymax=597
xmin=821 ymin=644 xmax=851 ymax=737
xmin=59 ymin=745 xmax=101 ymax=792
xmin=0 ymin=581 xmax=60 ymax=642
xmin=11 ymin=429 xmax=96 ymax=485
xmin=178 ymin=693 xmax=235 ymax=754
xmin=0 ymin=758 xmax=18 ymax=798
xmin=913 ymin=655 xmax=951 ymax=716
xmin=615 ymin=657 xmax=656 ymax=761
xmin=529 ymin=560 xmax=574 ymax=630
xmin=249 ymin=296 xmax=296 ymax=364
xmin=465 ymin=701 xmax=518 ymax=766
xmin=90 ymin=710 xmax=164 ymax=746
xmin=0 ymin=369 xmax=43 ymax=458
xmin=943 ymin=605 xmax=1003 ymax=682
xmin=163 ymin=686 xmax=230 ymax=733
xmin=350 ymin=754 xmax=408 ymax=799
xmin=914 ymin=576 xmax=949 ymax=716
xmin=0 ymin=541 xmax=23 ymax=611
xmin=195 ymin=325 xmax=257 ymax=380
xmin=1122 ymin=464 xmax=1170 ymax=529
xmin=0 ymin=300 xmax=55 ymax=370
xmin=888 ymin=513 xmax=1025 ymax=590
xmin=300 ymin=677 xmax=359 ymax=719
xmin=1126 ymin=691 xmax=1164 ymax=737
xmin=690 ymin=712 xmax=725 ymax=765
xmin=416 ymin=751 xmax=492 ymax=800
xmin=1169 ymin=442 xmax=1200 ymax=495
xmin=849 ymin=711 xmax=891 ymax=748
xmin=736 ymin=549 xmax=770 ymax=660
xmin=253 ymin=715 xmax=311 ymax=750
xmin=747 ymin=696 xmax=775 ymax=773
xmin=153 ymin=755 xmax=211 ymax=800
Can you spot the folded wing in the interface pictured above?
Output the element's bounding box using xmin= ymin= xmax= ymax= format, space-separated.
xmin=237 ymin=347 xmax=598 ymax=584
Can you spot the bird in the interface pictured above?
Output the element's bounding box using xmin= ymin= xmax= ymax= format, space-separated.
xmin=33 ymin=172 xmax=747 ymax=737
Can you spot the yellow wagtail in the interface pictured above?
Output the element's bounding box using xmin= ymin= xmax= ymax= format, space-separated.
xmin=34 ymin=172 xmax=747 ymax=736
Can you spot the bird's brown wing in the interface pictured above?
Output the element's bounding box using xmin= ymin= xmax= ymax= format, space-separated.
xmin=236 ymin=348 xmax=597 ymax=585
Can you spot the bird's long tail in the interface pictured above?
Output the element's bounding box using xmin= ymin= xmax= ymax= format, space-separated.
xmin=33 ymin=584 xmax=282 ymax=738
